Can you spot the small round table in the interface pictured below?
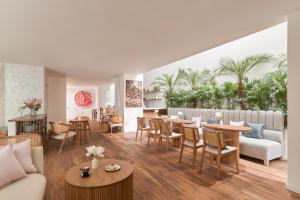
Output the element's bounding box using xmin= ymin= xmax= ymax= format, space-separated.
xmin=64 ymin=159 xmax=133 ymax=200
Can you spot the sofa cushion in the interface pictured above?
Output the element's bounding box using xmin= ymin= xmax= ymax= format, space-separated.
xmin=0 ymin=173 xmax=46 ymax=200
xmin=240 ymin=136 xmax=282 ymax=161
xmin=243 ymin=122 xmax=264 ymax=139
xmin=0 ymin=145 xmax=26 ymax=188
xmin=13 ymin=140 xmax=37 ymax=173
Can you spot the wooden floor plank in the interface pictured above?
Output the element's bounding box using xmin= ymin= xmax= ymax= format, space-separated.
xmin=44 ymin=126 xmax=300 ymax=200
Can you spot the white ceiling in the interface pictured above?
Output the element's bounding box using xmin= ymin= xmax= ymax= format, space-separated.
xmin=0 ymin=0 xmax=299 ymax=84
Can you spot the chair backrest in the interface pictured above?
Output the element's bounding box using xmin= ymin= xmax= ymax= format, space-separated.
xmin=110 ymin=115 xmax=123 ymax=124
xmin=160 ymin=121 xmax=172 ymax=136
xmin=203 ymin=128 xmax=226 ymax=149
xmin=50 ymin=122 xmax=71 ymax=134
xmin=78 ymin=116 xmax=89 ymax=121
xmin=137 ymin=117 xmax=145 ymax=129
xmin=149 ymin=119 xmax=157 ymax=130
xmin=183 ymin=126 xmax=199 ymax=142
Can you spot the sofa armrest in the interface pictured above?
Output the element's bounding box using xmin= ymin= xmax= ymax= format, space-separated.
xmin=263 ymin=129 xmax=283 ymax=144
xmin=31 ymin=146 xmax=44 ymax=175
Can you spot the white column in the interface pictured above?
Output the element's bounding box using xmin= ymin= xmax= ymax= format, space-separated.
xmin=288 ymin=10 xmax=300 ymax=194
xmin=114 ymin=74 xmax=143 ymax=132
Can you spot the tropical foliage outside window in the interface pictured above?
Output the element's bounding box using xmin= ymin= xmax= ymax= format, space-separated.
xmin=151 ymin=54 xmax=287 ymax=113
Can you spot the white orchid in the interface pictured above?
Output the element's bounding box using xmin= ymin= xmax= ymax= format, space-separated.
xmin=86 ymin=145 xmax=105 ymax=158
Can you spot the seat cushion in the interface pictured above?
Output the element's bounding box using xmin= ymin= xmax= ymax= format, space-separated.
xmin=51 ymin=131 xmax=76 ymax=140
xmin=184 ymin=140 xmax=203 ymax=147
xmin=0 ymin=173 xmax=46 ymax=200
xmin=160 ymin=132 xmax=182 ymax=138
xmin=240 ymin=136 xmax=282 ymax=161
xmin=205 ymin=145 xmax=236 ymax=154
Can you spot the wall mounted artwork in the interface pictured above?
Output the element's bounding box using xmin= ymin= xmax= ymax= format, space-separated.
xmin=125 ymin=80 xmax=142 ymax=108
xmin=74 ymin=90 xmax=94 ymax=108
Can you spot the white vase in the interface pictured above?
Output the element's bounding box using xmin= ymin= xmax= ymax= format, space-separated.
xmin=92 ymin=157 xmax=98 ymax=169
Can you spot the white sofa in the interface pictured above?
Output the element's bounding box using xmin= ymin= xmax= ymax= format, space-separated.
xmin=0 ymin=146 xmax=46 ymax=200
xmin=168 ymin=108 xmax=286 ymax=165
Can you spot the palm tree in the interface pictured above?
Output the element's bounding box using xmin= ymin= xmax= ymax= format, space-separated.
xmin=181 ymin=68 xmax=215 ymax=108
xmin=151 ymin=69 xmax=185 ymax=107
xmin=216 ymin=54 xmax=273 ymax=109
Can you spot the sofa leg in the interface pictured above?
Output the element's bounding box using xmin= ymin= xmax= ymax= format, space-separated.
xmin=264 ymin=160 xmax=269 ymax=166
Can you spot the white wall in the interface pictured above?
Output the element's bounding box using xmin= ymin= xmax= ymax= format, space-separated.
xmin=287 ymin=10 xmax=300 ymax=194
xmin=98 ymin=83 xmax=115 ymax=107
xmin=0 ymin=64 xmax=5 ymax=128
xmin=46 ymin=69 xmax=67 ymax=122
xmin=144 ymin=22 xmax=287 ymax=90
xmin=4 ymin=63 xmax=45 ymax=135
xmin=114 ymin=74 xmax=143 ymax=132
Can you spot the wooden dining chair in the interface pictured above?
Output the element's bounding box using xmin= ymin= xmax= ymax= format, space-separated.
xmin=199 ymin=128 xmax=239 ymax=179
xmin=109 ymin=115 xmax=124 ymax=133
xmin=72 ymin=120 xmax=87 ymax=145
xmin=159 ymin=120 xmax=182 ymax=151
xmin=136 ymin=117 xmax=149 ymax=142
xmin=179 ymin=126 xmax=203 ymax=167
xmin=77 ymin=116 xmax=92 ymax=137
xmin=147 ymin=119 xmax=160 ymax=144
xmin=47 ymin=122 xmax=76 ymax=154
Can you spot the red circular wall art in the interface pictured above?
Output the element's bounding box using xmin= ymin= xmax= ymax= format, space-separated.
xmin=74 ymin=91 xmax=93 ymax=108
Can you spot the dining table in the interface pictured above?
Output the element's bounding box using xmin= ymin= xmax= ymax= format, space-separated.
xmin=203 ymin=124 xmax=251 ymax=164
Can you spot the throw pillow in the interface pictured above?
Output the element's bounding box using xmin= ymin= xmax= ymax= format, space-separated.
xmin=229 ymin=121 xmax=245 ymax=136
xmin=0 ymin=145 xmax=26 ymax=188
xmin=13 ymin=140 xmax=37 ymax=173
xmin=229 ymin=121 xmax=245 ymax=127
xmin=243 ymin=122 xmax=264 ymax=139
xmin=192 ymin=117 xmax=202 ymax=128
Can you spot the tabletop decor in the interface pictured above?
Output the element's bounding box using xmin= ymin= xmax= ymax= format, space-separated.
xmin=80 ymin=167 xmax=91 ymax=177
xmin=105 ymin=164 xmax=121 ymax=172
xmin=18 ymin=98 xmax=42 ymax=117
xmin=215 ymin=112 xmax=223 ymax=126
xmin=86 ymin=145 xmax=105 ymax=169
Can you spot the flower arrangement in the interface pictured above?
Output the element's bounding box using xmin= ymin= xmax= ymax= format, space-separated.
xmin=18 ymin=98 xmax=42 ymax=116
xmin=86 ymin=145 xmax=105 ymax=158
xmin=86 ymin=145 xmax=105 ymax=169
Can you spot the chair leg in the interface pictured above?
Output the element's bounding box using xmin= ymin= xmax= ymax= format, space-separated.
xmin=59 ymin=138 xmax=66 ymax=155
xmin=147 ymin=132 xmax=151 ymax=144
xmin=235 ymin=151 xmax=240 ymax=173
xmin=140 ymin=131 xmax=143 ymax=143
xmin=179 ymin=144 xmax=184 ymax=163
xmin=192 ymin=147 xmax=197 ymax=168
xmin=210 ymin=154 xmax=213 ymax=164
xmin=135 ymin=130 xmax=139 ymax=141
xmin=199 ymin=150 xmax=205 ymax=173
xmin=166 ymin=138 xmax=169 ymax=151
xmin=217 ymin=155 xmax=221 ymax=179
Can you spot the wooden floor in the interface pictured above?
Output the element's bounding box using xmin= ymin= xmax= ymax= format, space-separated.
xmin=44 ymin=125 xmax=300 ymax=200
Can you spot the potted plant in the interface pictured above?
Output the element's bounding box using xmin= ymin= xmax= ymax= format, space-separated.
xmin=86 ymin=145 xmax=105 ymax=169
xmin=18 ymin=98 xmax=42 ymax=117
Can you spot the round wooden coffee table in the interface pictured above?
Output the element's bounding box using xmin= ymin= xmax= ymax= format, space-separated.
xmin=64 ymin=159 xmax=133 ymax=200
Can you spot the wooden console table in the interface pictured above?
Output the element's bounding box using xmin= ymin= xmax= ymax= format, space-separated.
xmin=65 ymin=159 xmax=133 ymax=200
xmin=8 ymin=114 xmax=47 ymax=140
